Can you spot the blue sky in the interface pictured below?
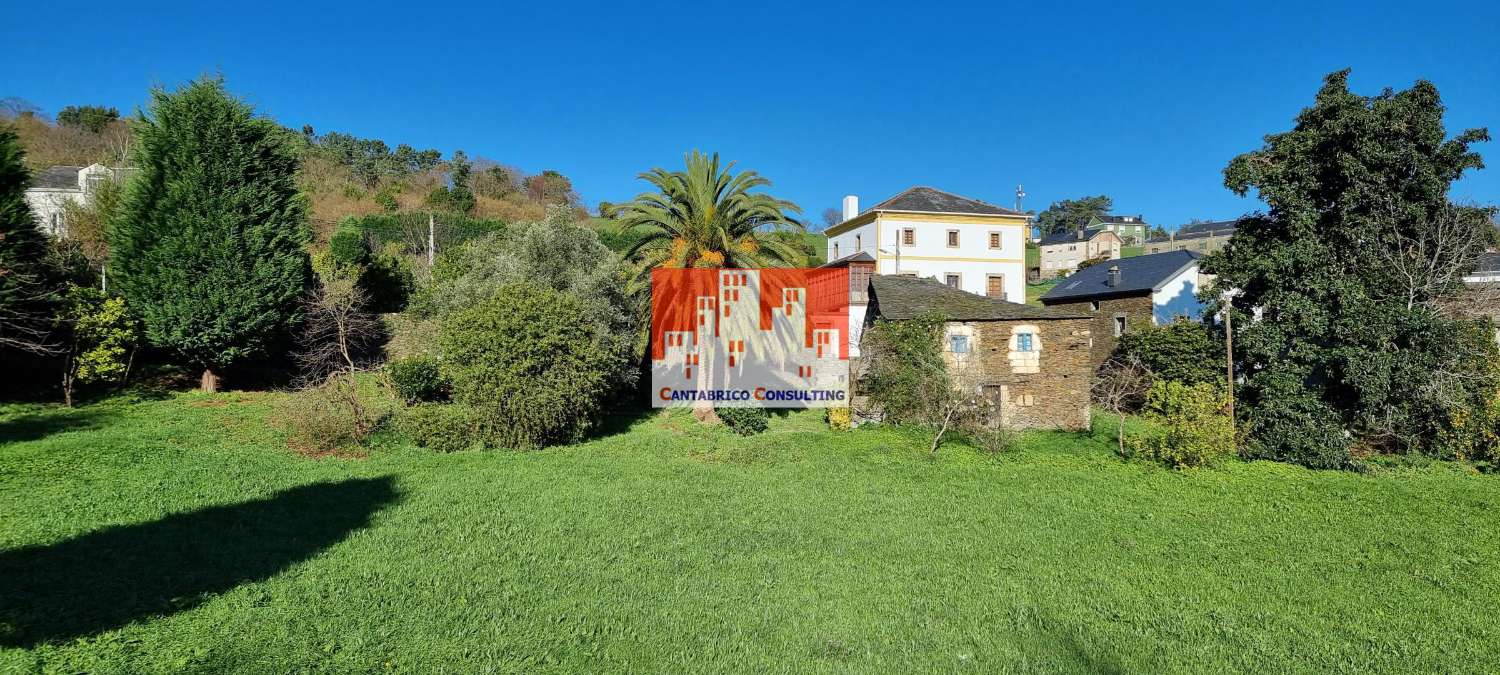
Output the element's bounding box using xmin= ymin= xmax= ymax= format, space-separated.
xmin=4 ymin=1 xmax=1498 ymax=230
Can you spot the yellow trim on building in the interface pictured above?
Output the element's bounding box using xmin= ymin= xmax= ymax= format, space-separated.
xmin=824 ymin=210 xmax=1027 ymax=237
xmin=877 ymin=254 xmax=1026 ymax=264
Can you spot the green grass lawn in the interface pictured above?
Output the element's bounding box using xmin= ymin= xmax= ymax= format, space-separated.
xmin=1120 ymin=245 xmax=1144 ymax=258
xmin=3 ymin=394 xmax=1499 ymax=673
xmin=1026 ymin=279 xmax=1061 ymax=306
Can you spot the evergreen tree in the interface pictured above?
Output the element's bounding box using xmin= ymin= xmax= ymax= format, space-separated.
xmin=109 ymin=79 xmax=310 ymax=391
xmin=1205 ymin=70 xmax=1494 ymax=466
xmin=0 ymin=126 xmax=61 ymax=354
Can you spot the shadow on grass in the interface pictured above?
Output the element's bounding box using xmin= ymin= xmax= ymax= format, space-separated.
xmin=0 ymin=477 xmax=399 ymax=647
xmin=0 ymin=406 xmax=120 ymax=444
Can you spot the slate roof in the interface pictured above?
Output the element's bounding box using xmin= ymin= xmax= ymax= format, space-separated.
xmin=870 ymin=274 xmax=1088 ymax=321
xmin=1040 ymin=250 xmax=1202 ymax=304
xmin=866 ymin=186 xmax=1024 ymax=217
xmin=30 ymin=166 xmax=83 ymax=190
xmin=1037 ymin=229 xmax=1109 ymax=247
xmin=1149 ymin=218 xmax=1241 ymax=243
xmin=1093 ymin=214 xmax=1148 ymax=225
xmin=820 ymin=251 xmax=876 ymax=267
xmin=1472 ymin=252 xmax=1500 ymax=275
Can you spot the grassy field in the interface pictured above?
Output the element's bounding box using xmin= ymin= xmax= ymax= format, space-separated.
xmin=1026 ymin=279 xmax=1061 ymax=306
xmin=3 ymin=394 xmax=1499 ymax=673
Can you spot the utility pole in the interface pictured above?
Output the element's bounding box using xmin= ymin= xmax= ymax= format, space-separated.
xmin=427 ymin=212 xmax=436 ymax=266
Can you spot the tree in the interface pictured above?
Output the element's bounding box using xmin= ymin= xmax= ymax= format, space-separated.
xmin=1093 ymin=354 xmax=1153 ymax=457
xmin=860 ymin=314 xmax=996 ymax=455
xmin=1148 ymin=225 xmax=1169 ymax=240
xmin=618 ymin=151 xmax=805 ymax=285
xmin=444 ymin=150 xmax=475 ymax=214
xmin=526 ymin=169 xmax=578 ymax=206
xmin=1034 ymin=195 xmax=1112 ymax=235
xmin=1113 ymin=320 xmax=1224 ymax=386
xmin=821 ymin=207 xmax=842 ymax=230
xmin=0 ymin=126 xmax=62 ymax=354
xmin=1203 ymin=70 xmax=1494 ymax=466
xmin=597 ymin=201 xmax=617 ymax=219
xmin=60 ymin=284 xmax=138 ymax=407
xmin=61 ymin=178 xmax=121 ymax=280
xmin=56 ymin=106 xmax=120 ymax=134
xmin=109 ymin=78 xmax=311 ymax=392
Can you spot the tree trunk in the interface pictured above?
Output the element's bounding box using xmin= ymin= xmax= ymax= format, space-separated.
xmin=1117 ymin=413 xmax=1126 ymax=456
xmin=200 ymin=368 xmax=220 ymax=393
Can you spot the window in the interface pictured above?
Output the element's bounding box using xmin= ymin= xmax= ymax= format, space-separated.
xmin=946 ymin=230 xmax=959 ymax=247
xmin=1068 ymin=245 xmax=1077 ymax=251
xmin=1113 ymin=315 xmax=1127 ymax=337
xmin=902 ymin=228 xmax=915 ymax=246
xmin=833 ymin=242 xmax=840 ymax=258
xmin=989 ymin=232 xmax=1001 ymax=249
xmin=945 ymin=273 xmax=960 ymax=288
xmin=987 ymin=274 xmax=1005 ymax=298
xmin=855 ymin=234 xmax=862 ymax=251
xmin=1090 ymin=300 xmax=1100 ymax=312
xmin=949 ymin=334 xmax=970 ymax=353
xmin=1014 ymin=331 xmax=1038 ymax=354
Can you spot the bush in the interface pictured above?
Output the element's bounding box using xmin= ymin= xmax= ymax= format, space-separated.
xmin=439 ymin=283 xmax=619 ymax=449
xmin=1112 ymin=320 xmax=1224 ymax=386
xmin=825 ymin=407 xmax=852 ymax=431
xmin=1126 ymin=380 xmax=1234 ymax=468
xmin=278 ymin=376 xmax=382 ymax=455
xmin=1239 ymin=369 xmax=1351 ymax=469
xmin=387 ymin=355 xmax=448 ymax=404
xmin=718 ymin=407 xmax=769 ymax=436
xmin=329 ymin=218 xmax=370 ymax=266
xmin=398 ymin=402 xmax=475 ymax=453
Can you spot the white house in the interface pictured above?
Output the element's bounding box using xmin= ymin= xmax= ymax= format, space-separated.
xmin=823 ymin=186 xmax=1029 ymax=303
xmin=24 ymin=164 xmax=124 ymax=236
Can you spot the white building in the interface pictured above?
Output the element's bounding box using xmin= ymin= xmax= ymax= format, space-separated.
xmin=24 ymin=164 xmax=124 ymax=236
xmin=824 ymin=186 xmax=1029 ymax=303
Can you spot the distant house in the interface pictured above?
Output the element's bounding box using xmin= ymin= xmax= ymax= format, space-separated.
xmin=1039 ymin=250 xmax=1207 ymax=364
xmin=1036 ymin=229 xmax=1122 ymax=279
xmin=825 ymin=187 xmax=1028 ymax=303
xmin=1464 ymin=252 xmax=1500 ymax=284
xmin=23 ymin=164 xmax=126 ymax=236
xmin=1146 ymin=218 xmax=1241 ymax=255
xmin=820 ymin=250 xmax=876 ymax=357
xmin=1086 ymin=214 xmax=1149 ymax=245
xmin=865 ymin=274 xmax=1094 ymax=430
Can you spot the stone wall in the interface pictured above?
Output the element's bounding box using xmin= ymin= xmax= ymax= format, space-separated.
xmin=946 ymin=317 xmax=1094 ymax=431
xmin=1043 ymin=294 xmax=1154 ymax=367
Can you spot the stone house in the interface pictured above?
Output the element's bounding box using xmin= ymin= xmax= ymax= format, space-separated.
xmin=1038 ymin=250 xmax=1207 ymax=365
xmin=863 ymin=274 xmax=1094 ymax=430
xmin=1146 ymin=218 xmax=1241 ymax=255
xmin=1036 ymin=228 xmax=1122 ymax=279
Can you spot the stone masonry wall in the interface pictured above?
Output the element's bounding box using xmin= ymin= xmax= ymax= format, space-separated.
xmin=950 ymin=317 xmax=1094 ymax=431
xmin=1044 ymin=294 xmax=1155 ymax=367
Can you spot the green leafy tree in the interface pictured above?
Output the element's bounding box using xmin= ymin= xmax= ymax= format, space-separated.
xmin=56 ymin=105 xmax=120 ymax=133
xmin=526 ymin=170 xmax=578 ymax=206
xmin=445 ymin=150 xmax=475 ymax=214
xmin=618 ymin=151 xmax=805 ymax=285
xmin=1034 ymin=195 xmax=1112 ymax=235
xmin=1204 ymin=70 xmax=1494 ymax=466
xmin=109 ymin=78 xmax=311 ymax=392
xmin=0 ymin=126 xmax=62 ymax=354
xmin=60 ymin=284 xmax=138 ymax=406
xmin=1113 ymin=320 xmax=1224 ymax=386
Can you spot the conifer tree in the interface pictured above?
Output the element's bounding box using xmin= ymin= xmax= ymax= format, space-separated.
xmin=110 ymin=79 xmax=310 ymax=391
xmin=0 ymin=126 xmax=62 ymax=354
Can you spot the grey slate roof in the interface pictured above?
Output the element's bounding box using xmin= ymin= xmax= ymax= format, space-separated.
xmin=1474 ymin=252 xmax=1500 ymax=275
xmin=1093 ymin=214 xmax=1148 ymax=225
xmin=1149 ymin=218 xmax=1241 ymax=243
xmin=1040 ymin=250 xmax=1201 ymax=304
xmin=866 ymin=186 xmax=1024 ymax=217
xmin=1037 ymin=229 xmax=1107 ymax=247
xmin=30 ymin=166 xmax=83 ymax=190
xmin=820 ymin=250 xmax=876 ymax=267
xmin=870 ymin=274 xmax=1088 ymax=321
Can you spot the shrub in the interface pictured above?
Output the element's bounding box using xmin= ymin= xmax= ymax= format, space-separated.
xmin=329 ymin=218 xmax=370 ymax=267
xmin=825 ymin=407 xmax=852 ymax=431
xmin=439 ymin=283 xmax=619 ymax=449
xmin=1127 ymin=380 xmax=1234 ymax=468
xmin=718 ymin=407 xmax=769 ymax=436
xmin=398 ymin=403 xmax=475 ymax=453
xmin=387 ymin=355 xmax=448 ymax=404
xmin=278 ymin=376 xmax=382 ymax=456
xmin=1112 ymin=320 xmax=1224 ymax=386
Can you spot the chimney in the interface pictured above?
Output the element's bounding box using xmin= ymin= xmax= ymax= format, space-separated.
xmin=842 ymin=195 xmax=859 ymax=222
xmin=1076 ymin=229 xmax=1086 ymax=241
xmin=1107 ymin=265 xmax=1120 ymax=287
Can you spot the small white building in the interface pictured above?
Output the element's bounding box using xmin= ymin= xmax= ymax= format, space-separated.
xmin=24 ymin=164 xmax=124 ymax=236
xmin=824 ymin=186 xmax=1029 ymax=303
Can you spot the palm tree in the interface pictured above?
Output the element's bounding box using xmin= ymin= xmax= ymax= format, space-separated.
xmin=618 ymin=151 xmax=805 ymax=283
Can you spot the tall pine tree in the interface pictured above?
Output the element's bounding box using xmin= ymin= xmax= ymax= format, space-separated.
xmin=0 ymin=126 xmax=62 ymax=355
xmin=110 ymin=79 xmax=310 ymax=391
